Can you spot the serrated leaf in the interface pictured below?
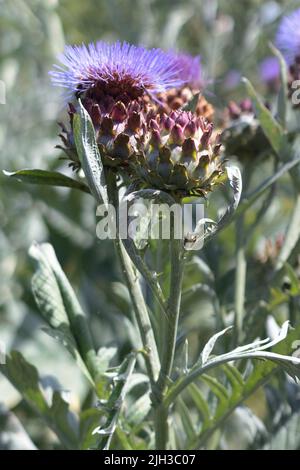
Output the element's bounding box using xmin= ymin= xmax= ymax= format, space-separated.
xmin=167 ymin=321 xmax=300 ymax=448
xmin=0 ymin=351 xmax=78 ymax=449
xmin=3 ymin=169 xmax=90 ymax=194
xmin=94 ymin=352 xmax=136 ymax=450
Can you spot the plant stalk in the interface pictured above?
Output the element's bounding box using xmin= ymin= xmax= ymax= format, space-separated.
xmin=234 ymin=165 xmax=252 ymax=345
xmin=234 ymin=213 xmax=247 ymax=345
xmin=106 ymin=171 xmax=160 ymax=386
xmin=153 ymin=211 xmax=185 ymax=449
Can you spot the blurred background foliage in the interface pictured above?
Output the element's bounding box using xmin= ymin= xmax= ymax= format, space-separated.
xmin=1 ymin=0 xmax=300 ymax=449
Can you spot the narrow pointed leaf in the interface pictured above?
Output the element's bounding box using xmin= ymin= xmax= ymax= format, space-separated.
xmin=73 ymin=100 xmax=108 ymax=206
xmin=3 ymin=169 xmax=90 ymax=193
xmin=242 ymin=77 xmax=285 ymax=155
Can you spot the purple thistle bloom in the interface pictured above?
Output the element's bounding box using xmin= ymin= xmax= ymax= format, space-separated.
xmin=167 ymin=51 xmax=201 ymax=87
xmin=275 ymin=8 xmax=300 ymax=64
xmin=223 ymin=70 xmax=241 ymax=91
xmin=50 ymin=41 xmax=186 ymax=100
xmin=259 ymin=56 xmax=280 ymax=83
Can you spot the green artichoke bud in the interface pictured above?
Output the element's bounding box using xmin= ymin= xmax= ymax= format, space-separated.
xmin=131 ymin=110 xmax=225 ymax=198
xmin=57 ymin=98 xmax=147 ymax=169
xmin=222 ymin=99 xmax=271 ymax=161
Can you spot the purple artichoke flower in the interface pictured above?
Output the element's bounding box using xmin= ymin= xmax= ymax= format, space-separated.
xmin=168 ymin=51 xmax=201 ymax=87
xmin=50 ymin=41 xmax=185 ymax=101
xmin=259 ymin=56 xmax=280 ymax=83
xmin=275 ymin=8 xmax=300 ymax=65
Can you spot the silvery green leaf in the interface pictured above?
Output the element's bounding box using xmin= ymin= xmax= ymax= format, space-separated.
xmin=94 ymin=352 xmax=136 ymax=450
xmin=73 ymin=100 xmax=108 ymax=207
xmin=242 ymin=77 xmax=286 ymax=155
xmin=187 ymin=166 xmax=242 ymax=249
xmin=269 ymin=43 xmax=288 ymax=127
xmin=3 ymin=169 xmax=90 ymax=194
xmin=125 ymin=393 xmax=151 ymax=426
xmin=29 ymin=241 xmax=70 ymax=328
xmin=263 ymin=413 xmax=300 ymax=450
xmin=229 ymin=320 xmax=290 ymax=356
xmin=177 ymin=397 xmax=197 ymax=444
xmin=0 ymin=351 xmax=79 ymax=449
xmin=96 ymin=347 xmax=118 ymax=375
xmin=92 ymin=418 xmax=117 ymax=436
xmin=275 ymin=194 xmax=300 ymax=271
xmin=214 ymin=165 xmax=242 ymax=230
xmin=41 ymin=326 xmax=92 ymax=383
xmin=201 ymin=326 xmax=233 ymax=365
xmin=184 ymin=218 xmax=216 ymax=251
xmin=29 ymin=242 xmax=100 ymax=383
xmin=0 ymin=404 xmax=37 ymax=450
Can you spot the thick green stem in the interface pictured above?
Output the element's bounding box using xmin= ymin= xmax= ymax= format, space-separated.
xmin=116 ymin=239 xmax=160 ymax=384
xmin=106 ymin=171 xmax=160 ymax=386
xmin=234 ymin=214 xmax=247 ymax=345
xmin=234 ymin=165 xmax=252 ymax=346
xmin=153 ymin=403 xmax=169 ymax=450
xmin=153 ymin=213 xmax=185 ymax=449
xmin=158 ymin=239 xmax=185 ymax=388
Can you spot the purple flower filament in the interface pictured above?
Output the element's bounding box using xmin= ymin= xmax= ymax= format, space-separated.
xmin=50 ymin=41 xmax=186 ymax=101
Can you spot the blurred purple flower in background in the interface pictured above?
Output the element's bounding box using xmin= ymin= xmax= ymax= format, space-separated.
xmin=223 ymin=70 xmax=241 ymax=91
xmin=259 ymin=56 xmax=280 ymax=83
xmin=168 ymin=51 xmax=201 ymax=88
xmin=276 ymin=8 xmax=300 ymax=64
xmin=50 ymin=41 xmax=185 ymax=100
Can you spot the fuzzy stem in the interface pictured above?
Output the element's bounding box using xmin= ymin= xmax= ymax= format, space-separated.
xmin=153 ymin=212 xmax=185 ymax=450
xmin=234 ymin=166 xmax=252 ymax=345
xmin=106 ymin=171 xmax=160 ymax=386
xmin=234 ymin=214 xmax=247 ymax=345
